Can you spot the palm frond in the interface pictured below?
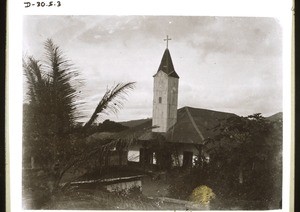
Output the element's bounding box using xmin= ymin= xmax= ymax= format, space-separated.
xmin=84 ymin=82 xmax=136 ymax=129
xmin=23 ymin=56 xmax=46 ymax=104
xmin=44 ymin=39 xmax=81 ymax=129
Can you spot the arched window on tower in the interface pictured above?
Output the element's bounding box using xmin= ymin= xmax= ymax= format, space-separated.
xmin=159 ymin=97 xmax=162 ymax=103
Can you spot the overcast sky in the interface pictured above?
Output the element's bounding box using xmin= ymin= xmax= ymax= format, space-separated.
xmin=23 ymin=16 xmax=282 ymax=122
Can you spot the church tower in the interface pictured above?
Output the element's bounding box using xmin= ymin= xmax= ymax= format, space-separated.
xmin=152 ymin=36 xmax=179 ymax=132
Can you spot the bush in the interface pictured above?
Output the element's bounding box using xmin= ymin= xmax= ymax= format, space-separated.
xmin=189 ymin=185 xmax=216 ymax=205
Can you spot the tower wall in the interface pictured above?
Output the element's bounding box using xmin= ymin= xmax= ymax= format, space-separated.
xmin=167 ymin=76 xmax=179 ymax=130
xmin=152 ymin=71 xmax=179 ymax=132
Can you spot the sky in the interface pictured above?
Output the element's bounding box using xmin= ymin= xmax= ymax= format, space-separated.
xmin=23 ymin=15 xmax=283 ymax=122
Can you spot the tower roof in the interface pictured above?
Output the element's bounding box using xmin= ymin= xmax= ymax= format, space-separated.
xmin=155 ymin=48 xmax=179 ymax=78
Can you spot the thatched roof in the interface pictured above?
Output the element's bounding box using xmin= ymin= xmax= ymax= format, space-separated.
xmin=86 ymin=132 xmax=115 ymax=144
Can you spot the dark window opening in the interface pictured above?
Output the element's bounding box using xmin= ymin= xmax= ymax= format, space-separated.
xmin=159 ymin=97 xmax=162 ymax=103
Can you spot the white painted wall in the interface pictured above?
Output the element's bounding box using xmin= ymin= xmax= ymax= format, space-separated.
xmin=152 ymin=71 xmax=179 ymax=132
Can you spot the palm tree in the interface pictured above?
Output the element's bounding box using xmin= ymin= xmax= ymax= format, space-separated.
xmin=24 ymin=39 xmax=79 ymax=135
xmin=23 ymin=39 xmax=136 ymax=193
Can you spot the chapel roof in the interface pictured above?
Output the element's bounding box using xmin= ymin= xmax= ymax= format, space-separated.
xmin=88 ymin=107 xmax=237 ymax=145
xmin=154 ymin=48 xmax=179 ymax=78
xmin=117 ymin=107 xmax=237 ymax=145
xmin=164 ymin=107 xmax=237 ymax=144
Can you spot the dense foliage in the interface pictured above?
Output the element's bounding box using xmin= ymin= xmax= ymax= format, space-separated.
xmin=169 ymin=113 xmax=282 ymax=209
xmin=85 ymin=119 xmax=129 ymax=135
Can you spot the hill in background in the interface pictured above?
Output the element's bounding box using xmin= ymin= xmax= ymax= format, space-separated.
xmin=118 ymin=108 xmax=282 ymax=129
xmin=266 ymin=112 xmax=283 ymax=122
xmin=119 ymin=118 xmax=151 ymax=128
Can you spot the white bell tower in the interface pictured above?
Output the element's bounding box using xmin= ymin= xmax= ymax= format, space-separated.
xmin=152 ymin=36 xmax=179 ymax=132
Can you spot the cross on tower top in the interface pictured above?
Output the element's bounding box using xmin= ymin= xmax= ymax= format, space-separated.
xmin=164 ymin=35 xmax=172 ymax=49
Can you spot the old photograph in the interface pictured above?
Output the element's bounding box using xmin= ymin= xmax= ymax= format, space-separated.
xmin=21 ymin=15 xmax=284 ymax=210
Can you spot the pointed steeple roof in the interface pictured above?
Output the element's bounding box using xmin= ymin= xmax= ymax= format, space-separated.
xmin=155 ymin=48 xmax=179 ymax=78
